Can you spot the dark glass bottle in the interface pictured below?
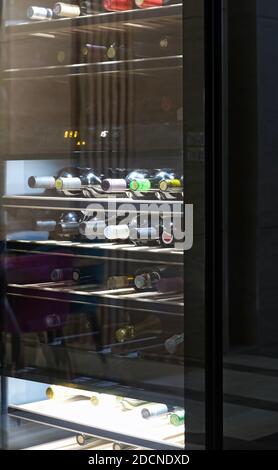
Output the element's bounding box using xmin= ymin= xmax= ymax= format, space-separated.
xmin=55 ymin=212 xmax=81 ymax=239
xmin=134 ymin=265 xmax=182 ymax=292
xmin=53 ymin=2 xmax=96 ymax=18
xmin=55 ymin=168 xmax=102 ymax=194
xmin=101 ymin=169 xmax=149 ymax=192
xmin=28 ymin=167 xmax=81 ymax=192
xmin=27 ymin=6 xmax=54 ymax=20
xmin=129 ymin=169 xmax=176 ymax=191
xmin=115 ymin=314 xmax=161 ymax=343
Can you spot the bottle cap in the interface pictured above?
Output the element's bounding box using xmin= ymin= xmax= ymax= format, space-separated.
xmin=159 ymin=179 xmax=182 ymax=191
xmin=27 ymin=6 xmax=53 ymax=20
xmin=101 ymin=179 xmax=127 ymax=192
xmin=72 ymin=269 xmax=80 ymax=281
xmin=90 ymin=395 xmax=100 ymax=406
xmin=129 ymin=179 xmax=151 ymax=191
xmin=28 ymin=176 xmax=56 ymax=189
xmin=53 ymin=2 xmax=81 ymax=17
xmin=106 ymin=45 xmax=116 ymax=59
xmin=134 ymin=274 xmax=148 ymax=290
xmin=56 ymin=177 xmax=81 ymax=191
xmin=46 ymin=387 xmax=54 ymax=399
xmin=76 ymin=434 xmax=86 ymax=445
xmin=170 ymin=409 xmax=185 ymax=426
xmin=141 ymin=403 xmax=168 ymax=419
xmin=115 ymin=327 xmax=128 ymax=343
xmin=104 ymin=225 xmax=130 ymax=240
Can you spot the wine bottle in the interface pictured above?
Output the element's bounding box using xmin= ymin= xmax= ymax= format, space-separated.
xmin=169 ymin=409 xmax=185 ymax=426
xmin=141 ymin=403 xmax=170 ymax=419
xmin=27 ymin=6 xmax=54 ymax=20
xmin=50 ymin=267 xmax=79 ymax=282
xmin=115 ymin=314 xmax=161 ymax=343
xmin=104 ymin=0 xmax=136 ymax=11
xmin=101 ymin=169 xmax=150 ymax=193
xmin=81 ymin=43 xmax=117 ymax=61
xmin=129 ymin=169 xmax=176 ymax=191
xmin=128 ymin=215 xmax=161 ymax=246
xmin=113 ymin=443 xmax=134 ymax=450
xmin=55 ymin=168 xmax=102 ymax=194
xmin=164 ymin=333 xmax=184 ymax=355
xmin=46 ymin=385 xmax=93 ymax=400
xmin=53 ymin=2 xmax=84 ymax=17
xmin=55 ymin=212 xmax=81 ymax=237
xmin=116 ymin=396 xmax=147 ymax=410
xmin=134 ymin=265 xmax=180 ymax=291
xmin=28 ymin=167 xmax=81 ymax=191
xmin=90 ymin=393 xmax=118 ymax=406
xmin=76 ymin=434 xmax=96 ymax=446
xmin=159 ymin=175 xmax=183 ymax=192
xmin=106 ymin=275 xmax=135 ymax=289
xmin=72 ymin=266 xmax=98 ymax=283
xmin=54 ymin=0 xmax=133 ymax=17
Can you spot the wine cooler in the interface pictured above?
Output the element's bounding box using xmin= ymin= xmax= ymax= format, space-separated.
xmin=0 ymin=0 xmax=207 ymax=451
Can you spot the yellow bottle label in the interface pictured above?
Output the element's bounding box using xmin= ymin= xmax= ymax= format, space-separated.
xmin=160 ymin=179 xmax=182 ymax=191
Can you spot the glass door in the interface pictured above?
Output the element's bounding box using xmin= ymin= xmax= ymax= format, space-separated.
xmin=0 ymin=0 xmax=205 ymax=450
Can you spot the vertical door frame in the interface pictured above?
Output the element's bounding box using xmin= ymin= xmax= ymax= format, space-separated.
xmin=204 ymin=0 xmax=224 ymax=449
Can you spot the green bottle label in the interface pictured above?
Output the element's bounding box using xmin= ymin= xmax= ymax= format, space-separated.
xmin=130 ymin=179 xmax=151 ymax=191
xmin=170 ymin=409 xmax=185 ymax=426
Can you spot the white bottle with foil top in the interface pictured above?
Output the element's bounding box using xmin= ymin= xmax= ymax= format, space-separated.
xmin=27 ymin=6 xmax=54 ymax=20
xmin=53 ymin=2 xmax=81 ymax=18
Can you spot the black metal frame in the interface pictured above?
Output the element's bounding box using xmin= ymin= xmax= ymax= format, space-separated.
xmin=205 ymin=0 xmax=223 ymax=450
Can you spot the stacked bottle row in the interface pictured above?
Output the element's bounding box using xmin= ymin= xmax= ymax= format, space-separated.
xmin=5 ymin=256 xmax=183 ymax=294
xmin=45 ymin=385 xmax=185 ymax=425
xmin=28 ymin=1 xmax=177 ymax=21
xmin=27 ymin=211 xmax=182 ymax=247
xmin=28 ymin=167 xmax=183 ymax=199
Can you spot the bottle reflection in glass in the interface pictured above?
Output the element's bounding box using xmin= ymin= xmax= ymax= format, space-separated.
xmin=115 ymin=315 xmax=161 ymax=343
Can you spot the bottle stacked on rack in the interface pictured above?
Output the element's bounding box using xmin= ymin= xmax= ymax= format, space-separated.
xmin=27 ymin=0 xmax=142 ymax=20
xmin=28 ymin=167 xmax=183 ymax=199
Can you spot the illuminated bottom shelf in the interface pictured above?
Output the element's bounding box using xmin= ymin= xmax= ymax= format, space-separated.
xmin=24 ymin=436 xmax=114 ymax=451
xmin=9 ymin=399 xmax=184 ymax=450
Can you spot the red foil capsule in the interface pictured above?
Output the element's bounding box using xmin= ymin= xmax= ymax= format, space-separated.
xmin=103 ymin=0 xmax=134 ymax=11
